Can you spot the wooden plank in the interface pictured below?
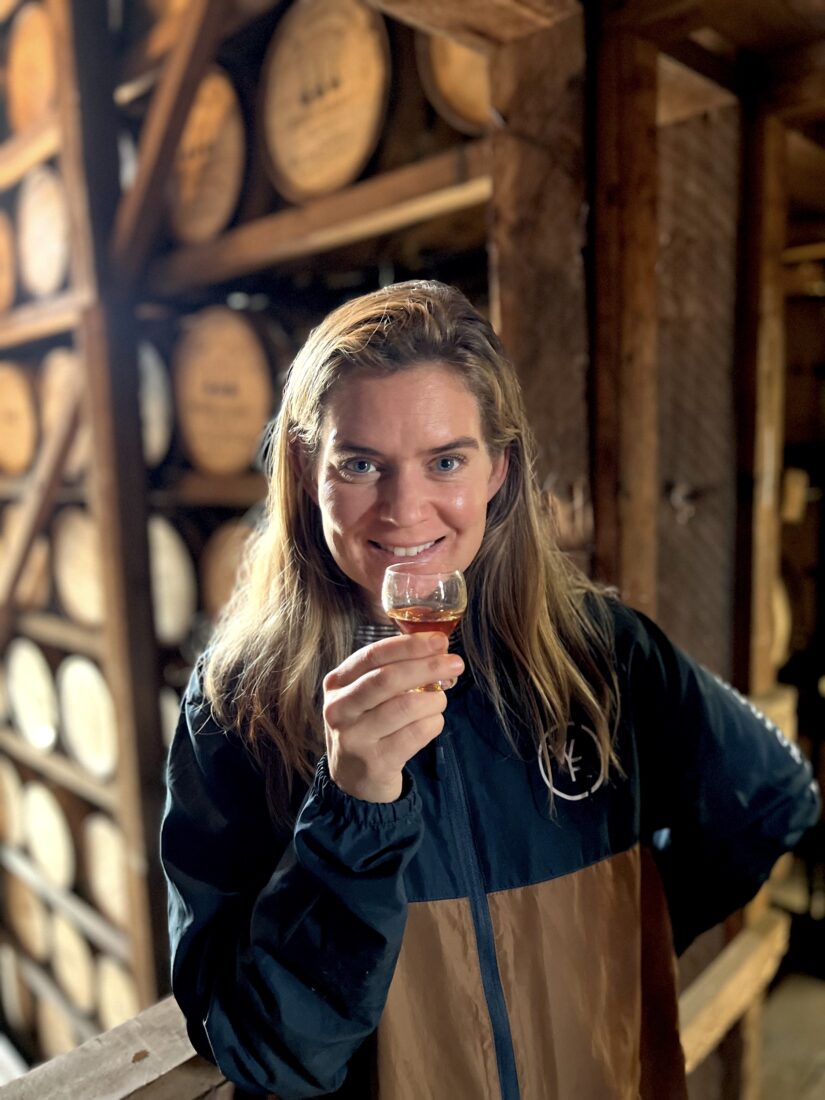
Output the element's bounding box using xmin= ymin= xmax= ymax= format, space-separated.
xmin=111 ymin=0 xmax=227 ymax=285
xmin=732 ymin=110 xmax=787 ymax=696
xmin=787 ymin=131 xmax=825 ymax=216
xmin=365 ymin=0 xmax=577 ymax=49
xmin=77 ymin=304 xmax=167 ymax=1007
xmin=0 ymin=845 xmax=130 ymax=962
xmin=150 ymin=141 xmax=492 ymax=295
xmin=0 ymin=392 xmax=80 ymax=651
xmin=0 ymin=728 xmax=117 ymax=813
xmin=151 ymin=470 xmax=268 ymax=509
xmin=47 ymin=0 xmax=121 ymax=299
xmin=657 ymin=52 xmax=736 ymax=127
xmin=0 ymin=293 xmax=85 ymax=352
xmin=784 ymin=260 xmax=825 ymax=297
xmin=0 ymin=997 xmax=225 ymax=1100
xmin=15 ymin=612 xmax=101 ymax=659
xmin=487 ymin=15 xmax=591 ymax=505
xmin=0 ymin=115 xmax=60 ymax=192
xmin=679 ymin=909 xmax=790 ymax=1074
xmin=784 ymin=241 xmax=825 ymax=264
xmin=588 ymin=18 xmax=660 ymax=616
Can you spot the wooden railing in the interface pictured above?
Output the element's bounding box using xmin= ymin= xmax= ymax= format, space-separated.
xmin=0 ymin=908 xmax=790 ymax=1098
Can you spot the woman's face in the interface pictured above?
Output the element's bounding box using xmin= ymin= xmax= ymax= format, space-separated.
xmin=308 ymin=362 xmax=508 ymax=617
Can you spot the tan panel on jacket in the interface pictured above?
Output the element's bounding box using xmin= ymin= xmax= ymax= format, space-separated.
xmin=377 ymin=895 xmax=502 ymax=1099
xmin=488 ymin=845 xmax=686 ymax=1099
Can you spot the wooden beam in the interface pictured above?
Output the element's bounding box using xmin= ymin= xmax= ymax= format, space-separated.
xmin=47 ymin=0 xmax=121 ymax=299
xmin=787 ymin=130 xmax=825 ymax=215
xmin=0 ymin=997 xmax=225 ymax=1100
xmin=679 ymin=909 xmax=790 ymax=1074
xmin=784 ymin=259 xmax=825 ymax=297
xmin=0 ymin=114 xmax=60 ymax=191
xmin=0 ymin=728 xmax=117 ymax=813
xmin=733 ymin=109 xmax=787 ymax=696
xmin=78 ymin=303 xmax=167 ymax=1007
xmin=365 ymin=0 xmax=577 ymax=50
xmin=488 ymin=15 xmax=592 ymax=509
xmin=765 ymin=39 xmax=825 ymax=121
xmin=0 ymin=292 xmax=85 ymax=353
xmin=0 ymin=392 xmax=80 ymax=650
xmin=111 ymin=0 xmax=227 ymax=286
xmin=149 ymin=141 xmax=492 ymax=295
xmin=588 ymin=16 xmax=660 ymax=616
xmin=657 ymin=52 xmax=736 ymax=127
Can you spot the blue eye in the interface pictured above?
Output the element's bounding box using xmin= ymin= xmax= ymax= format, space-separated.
xmin=434 ymin=455 xmax=463 ymax=473
xmin=342 ymin=458 xmax=377 ymax=475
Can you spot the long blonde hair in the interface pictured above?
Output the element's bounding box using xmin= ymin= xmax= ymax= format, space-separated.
xmin=204 ymin=280 xmax=618 ymax=821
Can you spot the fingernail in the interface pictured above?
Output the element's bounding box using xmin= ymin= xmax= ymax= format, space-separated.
xmin=448 ymin=657 xmax=464 ymax=673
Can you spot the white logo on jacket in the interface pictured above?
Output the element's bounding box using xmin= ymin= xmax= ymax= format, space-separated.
xmin=538 ymin=726 xmax=605 ymax=801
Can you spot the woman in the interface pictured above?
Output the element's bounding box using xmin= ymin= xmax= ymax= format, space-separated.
xmin=162 ymin=280 xmax=819 ymax=1099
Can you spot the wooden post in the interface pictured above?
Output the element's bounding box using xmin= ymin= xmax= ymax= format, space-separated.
xmin=488 ymin=14 xmax=592 ymax=554
xmin=49 ymin=0 xmax=168 ymax=1004
xmin=587 ymin=11 xmax=660 ymax=615
xmin=733 ymin=106 xmax=787 ymax=698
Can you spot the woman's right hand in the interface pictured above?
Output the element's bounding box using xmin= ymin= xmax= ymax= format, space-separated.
xmin=322 ymin=633 xmax=464 ymax=803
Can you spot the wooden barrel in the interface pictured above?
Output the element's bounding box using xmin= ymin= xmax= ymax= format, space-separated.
xmin=21 ymin=781 xmax=81 ymax=890
xmin=39 ymin=347 xmax=92 ymax=481
xmin=173 ymin=306 xmax=274 ymax=475
xmin=5 ymin=636 xmax=58 ymax=752
xmin=16 ymin=165 xmax=71 ymax=298
xmin=96 ymin=956 xmax=140 ymax=1030
xmin=0 ymin=944 xmax=34 ymax=1035
xmin=168 ymin=65 xmax=246 ymax=245
xmin=82 ymin=813 xmax=128 ymax=927
xmin=159 ymin=685 xmax=181 ymax=749
xmin=260 ymin=0 xmax=391 ymax=203
xmin=138 ymin=340 xmax=173 ymax=469
xmin=36 ymin=997 xmax=76 ymax=1059
xmin=0 ymin=758 xmax=25 ymax=846
xmin=52 ymin=506 xmax=105 ymax=627
xmin=2 ymin=871 xmax=50 ymax=961
xmin=200 ymin=518 xmax=252 ymax=619
xmin=148 ymin=514 xmax=197 ymax=646
xmin=50 ymin=912 xmax=95 ymax=1015
xmin=0 ymin=501 xmax=51 ymax=609
xmin=0 ymin=361 xmax=37 ymax=475
xmin=0 ymin=209 xmax=17 ymax=314
xmin=415 ymin=32 xmax=492 ymax=135
xmin=6 ymin=3 xmax=57 ymax=134
xmin=56 ymin=656 xmax=118 ymax=780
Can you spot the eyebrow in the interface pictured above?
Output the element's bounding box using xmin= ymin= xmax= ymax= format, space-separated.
xmin=332 ymin=436 xmax=481 ymax=457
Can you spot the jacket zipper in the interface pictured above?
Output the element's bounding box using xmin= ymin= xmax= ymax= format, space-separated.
xmin=443 ymin=737 xmax=521 ymax=1100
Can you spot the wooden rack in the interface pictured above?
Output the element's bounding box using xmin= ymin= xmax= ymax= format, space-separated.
xmin=0 ymin=0 xmax=821 ymax=1095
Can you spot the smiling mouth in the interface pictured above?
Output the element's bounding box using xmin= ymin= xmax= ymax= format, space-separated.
xmin=369 ymin=536 xmax=445 ymax=557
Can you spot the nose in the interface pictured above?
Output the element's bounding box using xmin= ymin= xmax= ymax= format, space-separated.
xmin=378 ymin=467 xmax=428 ymax=527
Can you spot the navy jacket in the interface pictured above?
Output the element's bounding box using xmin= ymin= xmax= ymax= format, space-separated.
xmin=161 ymin=601 xmax=820 ymax=1098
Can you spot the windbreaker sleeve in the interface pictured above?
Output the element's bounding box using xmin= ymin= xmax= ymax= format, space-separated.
xmin=614 ymin=604 xmax=821 ymax=955
xmin=160 ymin=665 xmax=425 ymax=1098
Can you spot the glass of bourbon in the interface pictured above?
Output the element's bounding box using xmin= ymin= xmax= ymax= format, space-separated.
xmin=381 ymin=565 xmax=467 ymax=691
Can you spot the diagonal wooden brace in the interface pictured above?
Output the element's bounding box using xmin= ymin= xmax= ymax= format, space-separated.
xmin=110 ymin=0 xmax=228 ymax=287
xmin=0 ymin=386 xmax=81 ymax=651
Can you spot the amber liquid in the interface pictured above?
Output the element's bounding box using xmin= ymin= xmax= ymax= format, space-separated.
xmin=387 ymin=605 xmax=463 ymax=638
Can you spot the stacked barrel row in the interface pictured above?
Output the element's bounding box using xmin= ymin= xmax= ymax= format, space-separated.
xmin=120 ymin=0 xmax=495 ymax=251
